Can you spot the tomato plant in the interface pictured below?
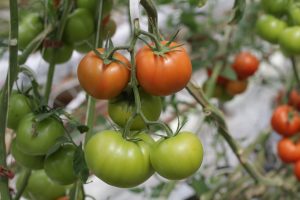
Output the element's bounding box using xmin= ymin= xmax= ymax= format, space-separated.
xmin=256 ymin=14 xmax=287 ymax=44
xmin=7 ymin=92 xmax=33 ymax=130
xmin=16 ymin=113 xmax=65 ymax=155
xmin=232 ymin=52 xmax=259 ymax=79
xmin=279 ymin=26 xmax=300 ymax=55
xmin=108 ymin=89 xmax=162 ymax=130
xmin=77 ymin=48 xmax=130 ymax=99
xmin=289 ymin=89 xmax=300 ymax=110
xmin=271 ymin=105 xmax=300 ymax=136
xmin=18 ymin=13 xmax=43 ymax=50
xmin=136 ymin=41 xmax=192 ymax=96
xmin=42 ymin=44 xmax=73 ymax=64
xmin=63 ymin=8 xmax=95 ymax=44
xmin=44 ymin=144 xmax=77 ymax=185
xmin=11 ymin=139 xmax=44 ymax=169
xmin=16 ymin=170 xmax=68 ymax=200
xmin=203 ymin=80 xmax=234 ymax=102
xmin=206 ymin=69 xmax=229 ymax=85
xmin=150 ymin=131 xmax=203 ymax=180
xmin=75 ymin=0 xmax=113 ymax=17
xmin=277 ymin=138 xmax=300 ymax=163
xmin=84 ymin=130 xmax=154 ymax=188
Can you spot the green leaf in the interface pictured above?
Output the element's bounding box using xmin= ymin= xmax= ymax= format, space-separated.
xmin=188 ymin=176 xmax=210 ymax=196
xmin=73 ymin=144 xmax=89 ymax=183
xmin=220 ymin=66 xmax=237 ymax=80
xmin=77 ymin=125 xmax=89 ymax=133
xmin=229 ymin=0 xmax=246 ymax=24
xmin=189 ymin=0 xmax=207 ymax=7
xmin=46 ymin=136 xmax=70 ymax=158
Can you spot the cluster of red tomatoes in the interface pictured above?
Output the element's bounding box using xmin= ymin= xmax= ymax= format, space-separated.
xmin=204 ymin=51 xmax=260 ymax=101
xmin=256 ymin=0 xmax=300 ymax=55
xmin=6 ymin=92 xmax=76 ymax=199
xmin=18 ymin=0 xmax=116 ymax=64
xmin=271 ymin=89 xmax=300 ymax=181
xmin=77 ymin=40 xmax=204 ymax=187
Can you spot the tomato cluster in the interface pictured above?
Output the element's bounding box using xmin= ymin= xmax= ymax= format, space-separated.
xmin=271 ymin=89 xmax=300 ymax=181
xmin=204 ymin=51 xmax=259 ymax=102
xmin=256 ymin=0 xmax=300 ymax=55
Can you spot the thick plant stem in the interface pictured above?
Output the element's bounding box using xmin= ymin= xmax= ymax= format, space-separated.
xmin=140 ymin=0 xmax=159 ymax=36
xmin=0 ymin=0 xmax=19 ymax=199
xmin=44 ymin=61 xmax=56 ymax=103
xmin=84 ymin=0 xmax=104 ymax=145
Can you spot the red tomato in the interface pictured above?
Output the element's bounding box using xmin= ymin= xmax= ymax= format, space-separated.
xmin=136 ymin=41 xmax=192 ymax=96
xmin=289 ymin=89 xmax=300 ymax=110
xmin=277 ymin=138 xmax=300 ymax=163
xmin=271 ymin=105 xmax=300 ymax=136
xmin=232 ymin=52 xmax=259 ymax=80
xmin=294 ymin=160 xmax=300 ymax=181
xmin=225 ymin=79 xmax=248 ymax=96
xmin=77 ymin=48 xmax=130 ymax=99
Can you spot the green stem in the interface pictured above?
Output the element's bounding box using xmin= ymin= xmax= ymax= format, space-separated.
xmin=84 ymin=0 xmax=105 ymax=145
xmin=13 ymin=170 xmax=31 ymax=200
xmin=140 ymin=0 xmax=159 ymax=37
xmin=0 ymin=0 xmax=19 ymax=199
xmin=44 ymin=61 xmax=56 ymax=103
xmin=291 ymin=56 xmax=300 ymax=88
xmin=205 ymin=62 xmax=223 ymax=98
xmin=139 ymin=30 xmax=162 ymax=51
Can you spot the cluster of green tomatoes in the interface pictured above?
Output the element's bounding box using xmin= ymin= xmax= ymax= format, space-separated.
xmin=256 ymin=0 xmax=300 ymax=55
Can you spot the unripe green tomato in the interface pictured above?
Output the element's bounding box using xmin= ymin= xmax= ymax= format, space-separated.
xmin=16 ymin=170 xmax=68 ymax=200
xmin=256 ymin=14 xmax=287 ymax=43
xmin=44 ymin=144 xmax=77 ymax=185
xmin=75 ymin=0 xmax=113 ymax=17
xmin=11 ymin=139 xmax=44 ymax=169
xmin=63 ymin=8 xmax=95 ymax=44
xmin=7 ymin=92 xmax=33 ymax=130
xmin=108 ymin=90 xmax=162 ymax=130
xmin=42 ymin=44 xmax=73 ymax=64
xmin=19 ymin=13 xmax=43 ymax=50
xmin=279 ymin=26 xmax=300 ymax=55
xmin=288 ymin=4 xmax=300 ymax=25
xmin=261 ymin=0 xmax=291 ymax=16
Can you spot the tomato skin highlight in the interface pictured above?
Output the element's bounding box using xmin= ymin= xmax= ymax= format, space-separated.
xmin=271 ymin=105 xmax=300 ymax=136
xmin=84 ymin=130 xmax=154 ymax=188
xmin=150 ymin=131 xmax=203 ymax=180
xmin=136 ymin=41 xmax=192 ymax=96
xmin=77 ymin=48 xmax=130 ymax=99
xmin=44 ymin=144 xmax=77 ymax=185
xmin=16 ymin=113 xmax=65 ymax=155
xmin=277 ymin=138 xmax=300 ymax=163
xmin=108 ymin=90 xmax=162 ymax=130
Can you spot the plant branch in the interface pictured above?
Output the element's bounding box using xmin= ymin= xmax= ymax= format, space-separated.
xmin=140 ymin=0 xmax=159 ymax=37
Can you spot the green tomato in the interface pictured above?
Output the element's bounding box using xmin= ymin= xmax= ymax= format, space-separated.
xmin=7 ymin=92 xmax=33 ymax=130
xmin=75 ymin=0 xmax=113 ymax=17
xmin=63 ymin=8 xmax=95 ymax=44
xmin=150 ymin=131 xmax=203 ymax=180
xmin=11 ymin=139 xmax=44 ymax=169
xmin=288 ymin=4 xmax=300 ymax=25
xmin=108 ymin=90 xmax=162 ymax=130
xmin=19 ymin=13 xmax=43 ymax=50
xmin=44 ymin=144 xmax=77 ymax=185
xmin=42 ymin=44 xmax=73 ymax=64
xmin=16 ymin=113 xmax=65 ymax=155
xmin=85 ymin=130 xmax=154 ymax=188
xmin=261 ymin=0 xmax=291 ymax=16
xmin=279 ymin=26 xmax=300 ymax=55
xmin=255 ymin=14 xmax=287 ymax=43
xmin=16 ymin=170 xmax=68 ymax=200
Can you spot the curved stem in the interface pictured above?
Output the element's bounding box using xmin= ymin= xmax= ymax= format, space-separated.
xmin=0 ymin=0 xmax=18 ymax=199
xmin=139 ymin=30 xmax=162 ymax=51
xmin=13 ymin=170 xmax=31 ymax=200
xmin=140 ymin=0 xmax=159 ymax=37
xmin=84 ymin=0 xmax=104 ymax=145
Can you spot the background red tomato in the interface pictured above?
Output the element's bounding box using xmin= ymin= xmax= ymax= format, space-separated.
xmin=232 ymin=52 xmax=259 ymax=79
xmin=277 ymin=138 xmax=300 ymax=163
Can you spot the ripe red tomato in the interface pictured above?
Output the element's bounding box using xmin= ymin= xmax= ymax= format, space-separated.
xmin=277 ymin=138 xmax=300 ymax=163
xmin=84 ymin=130 xmax=154 ymax=188
xmin=77 ymin=48 xmax=130 ymax=99
xmin=294 ymin=160 xmax=300 ymax=181
xmin=232 ymin=52 xmax=259 ymax=79
xmin=225 ymin=79 xmax=248 ymax=96
xmin=150 ymin=131 xmax=203 ymax=180
xmin=136 ymin=41 xmax=192 ymax=96
xmin=271 ymin=105 xmax=300 ymax=136
xmin=289 ymin=89 xmax=300 ymax=110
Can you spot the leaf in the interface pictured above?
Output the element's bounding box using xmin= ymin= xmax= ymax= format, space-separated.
xmin=46 ymin=136 xmax=70 ymax=158
xmin=229 ymin=0 xmax=246 ymax=24
xmin=77 ymin=125 xmax=89 ymax=133
xmin=73 ymin=144 xmax=89 ymax=183
xmin=189 ymin=0 xmax=207 ymax=7
xmin=188 ymin=176 xmax=210 ymax=196
xmin=129 ymin=187 xmax=145 ymax=193
xmin=220 ymin=66 xmax=237 ymax=80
